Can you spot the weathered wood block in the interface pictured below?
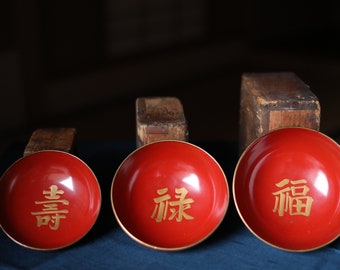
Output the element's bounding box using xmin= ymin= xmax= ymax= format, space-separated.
xmin=23 ymin=128 xmax=77 ymax=156
xmin=239 ymin=72 xmax=320 ymax=153
xmin=136 ymin=97 xmax=188 ymax=147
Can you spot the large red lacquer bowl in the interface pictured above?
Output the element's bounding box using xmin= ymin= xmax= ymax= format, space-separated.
xmin=111 ymin=140 xmax=229 ymax=251
xmin=0 ymin=150 xmax=101 ymax=250
xmin=233 ymin=128 xmax=340 ymax=251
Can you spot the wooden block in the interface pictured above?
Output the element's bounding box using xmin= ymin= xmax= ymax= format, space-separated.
xmin=23 ymin=128 xmax=77 ymax=156
xmin=239 ymin=72 xmax=320 ymax=153
xmin=136 ymin=97 xmax=188 ymax=147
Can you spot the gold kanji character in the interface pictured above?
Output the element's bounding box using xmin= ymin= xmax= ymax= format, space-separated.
xmin=31 ymin=185 xmax=69 ymax=230
xmin=151 ymin=187 xmax=194 ymax=222
xmin=272 ymin=179 xmax=313 ymax=216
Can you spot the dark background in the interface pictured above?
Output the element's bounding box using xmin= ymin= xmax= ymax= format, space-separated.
xmin=1 ymin=0 xmax=340 ymax=152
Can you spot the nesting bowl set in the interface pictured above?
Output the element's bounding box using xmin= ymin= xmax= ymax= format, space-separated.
xmin=0 ymin=127 xmax=339 ymax=252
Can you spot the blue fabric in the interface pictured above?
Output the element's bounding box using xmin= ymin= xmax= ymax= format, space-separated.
xmin=0 ymin=141 xmax=339 ymax=270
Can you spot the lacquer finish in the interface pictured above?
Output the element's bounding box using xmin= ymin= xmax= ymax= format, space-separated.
xmin=0 ymin=151 xmax=101 ymax=250
xmin=111 ymin=141 xmax=229 ymax=251
xmin=233 ymin=128 xmax=340 ymax=251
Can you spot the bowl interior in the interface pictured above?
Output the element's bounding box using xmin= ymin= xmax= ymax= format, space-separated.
xmin=233 ymin=128 xmax=340 ymax=251
xmin=0 ymin=150 xmax=101 ymax=250
xmin=111 ymin=140 xmax=229 ymax=250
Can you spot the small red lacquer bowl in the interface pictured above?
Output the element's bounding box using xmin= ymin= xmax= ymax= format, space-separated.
xmin=0 ymin=150 xmax=101 ymax=250
xmin=233 ymin=127 xmax=340 ymax=251
xmin=111 ymin=140 xmax=229 ymax=251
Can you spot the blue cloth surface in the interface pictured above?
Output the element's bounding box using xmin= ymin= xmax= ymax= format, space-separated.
xmin=0 ymin=141 xmax=339 ymax=270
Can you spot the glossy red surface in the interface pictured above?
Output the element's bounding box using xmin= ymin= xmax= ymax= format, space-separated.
xmin=0 ymin=151 xmax=101 ymax=250
xmin=233 ymin=128 xmax=340 ymax=251
xmin=111 ymin=141 xmax=229 ymax=250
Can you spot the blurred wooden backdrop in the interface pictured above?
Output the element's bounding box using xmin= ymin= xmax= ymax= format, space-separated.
xmin=1 ymin=0 xmax=340 ymax=150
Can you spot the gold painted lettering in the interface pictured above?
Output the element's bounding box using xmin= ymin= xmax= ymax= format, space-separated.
xmin=272 ymin=179 xmax=313 ymax=216
xmin=151 ymin=187 xmax=194 ymax=222
xmin=31 ymin=185 xmax=69 ymax=230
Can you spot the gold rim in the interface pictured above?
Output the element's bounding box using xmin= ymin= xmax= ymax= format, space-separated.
xmin=0 ymin=150 xmax=102 ymax=251
xmin=110 ymin=139 xmax=230 ymax=251
xmin=233 ymin=127 xmax=340 ymax=252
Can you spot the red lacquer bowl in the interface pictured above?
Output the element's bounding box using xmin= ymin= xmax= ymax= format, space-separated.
xmin=111 ymin=140 xmax=229 ymax=251
xmin=233 ymin=128 xmax=340 ymax=251
xmin=0 ymin=150 xmax=101 ymax=250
